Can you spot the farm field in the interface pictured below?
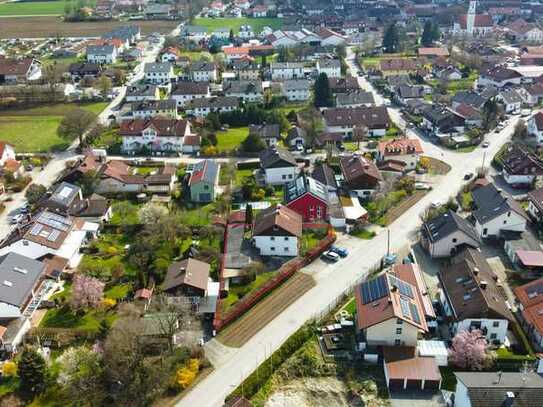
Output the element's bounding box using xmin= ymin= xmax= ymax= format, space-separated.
xmin=193 ymin=17 xmax=283 ymax=34
xmin=0 ymin=0 xmax=65 ymax=17
xmin=0 ymin=16 xmax=178 ymax=38
xmin=0 ymin=102 xmax=107 ymax=152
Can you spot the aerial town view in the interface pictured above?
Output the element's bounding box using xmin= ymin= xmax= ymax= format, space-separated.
xmin=2 ymin=0 xmax=543 ymax=406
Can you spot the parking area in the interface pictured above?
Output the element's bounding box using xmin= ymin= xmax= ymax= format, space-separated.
xmin=389 ymin=391 xmax=447 ymax=407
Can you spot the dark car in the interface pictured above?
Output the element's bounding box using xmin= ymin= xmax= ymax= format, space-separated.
xmin=464 ymin=173 xmax=473 ymax=180
xmin=330 ymin=246 xmax=349 ymax=258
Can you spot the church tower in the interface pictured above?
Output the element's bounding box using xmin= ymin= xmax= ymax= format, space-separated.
xmin=466 ymin=0 xmax=477 ymax=36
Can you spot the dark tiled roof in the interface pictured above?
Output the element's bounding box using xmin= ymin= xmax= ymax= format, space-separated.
xmin=284 ymin=174 xmax=328 ymax=204
xmin=312 ymin=163 xmax=337 ymax=189
xmin=259 ymin=147 xmax=297 ymax=169
xmin=162 ymin=258 xmax=210 ymax=292
xmin=472 ymin=183 xmax=528 ymax=224
xmin=323 ymin=106 xmax=390 ymax=129
xmin=423 ymin=210 xmax=480 ymax=244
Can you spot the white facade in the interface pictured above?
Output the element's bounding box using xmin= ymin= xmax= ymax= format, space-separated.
xmin=0 ymin=144 xmax=16 ymax=166
xmin=225 ymin=89 xmax=263 ymax=102
xmin=378 ymin=153 xmax=419 ymax=170
xmin=454 ymin=380 xmax=472 ymax=407
xmin=282 ymin=85 xmax=310 ymax=101
xmin=316 ymin=61 xmax=341 ymax=78
xmin=326 ymin=124 xmax=386 ymax=138
xmin=185 ymin=103 xmax=237 ymax=118
xmin=365 ymin=318 xmax=419 ymax=347
xmin=87 ymin=48 xmax=117 ymax=64
xmin=502 ymin=171 xmax=535 ymax=185
xmin=144 ymin=67 xmax=174 ymax=84
xmin=192 ymin=68 xmax=218 ymax=82
xmin=478 ymin=74 xmax=522 ymax=89
xmin=528 ymin=200 xmax=543 ymax=221
xmin=475 ymin=210 xmax=526 ymax=238
xmin=271 ymin=64 xmax=304 ymax=80
xmin=121 ymin=125 xmax=191 ymax=154
xmin=253 ymin=235 xmax=298 ymax=256
xmin=171 ymin=90 xmax=210 ymax=107
xmin=528 ymin=115 xmax=543 ymax=144
xmin=425 ymin=229 xmax=480 ymax=258
xmin=132 ymin=107 xmax=178 ymax=120
xmin=97 ymin=178 xmax=143 ymax=194
xmin=263 ymin=166 xmax=299 ymax=185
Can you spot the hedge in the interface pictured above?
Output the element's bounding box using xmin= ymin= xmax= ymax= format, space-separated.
xmin=227 ymin=324 xmax=315 ymax=401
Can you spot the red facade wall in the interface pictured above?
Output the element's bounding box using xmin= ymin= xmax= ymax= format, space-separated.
xmin=286 ymin=194 xmax=328 ymax=222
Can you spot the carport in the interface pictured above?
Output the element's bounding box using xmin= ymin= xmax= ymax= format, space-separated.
xmin=383 ymin=346 xmax=442 ymax=391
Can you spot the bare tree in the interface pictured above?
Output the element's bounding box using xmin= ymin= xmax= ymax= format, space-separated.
xmin=149 ymin=296 xmax=195 ymax=352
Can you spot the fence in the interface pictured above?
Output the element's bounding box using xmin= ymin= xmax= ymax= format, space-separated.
xmin=213 ymin=225 xmax=337 ymax=332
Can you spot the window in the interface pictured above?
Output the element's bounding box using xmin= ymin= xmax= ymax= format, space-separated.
xmin=396 ymin=328 xmax=402 ymax=335
xmin=397 ymin=319 xmax=403 ymax=325
xmin=204 ymin=185 xmax=209 ymax=190
xmin=282 ymin=175 xmax=286 ymax=179
xmin=483 ymin=228 xmax=488 ymax=236
xmin=270 ymin=247 xmax=275 ymax=251
xmin=394 ymin=339 xmax=401 ymax=346
xmin=493 ymin=321 xmax=500 ymax=328
xmin=490 ymin=333 xmax=497 ymax=340
xmin=452 ymin=238 xmax=457 ymax=243
xmin=284 ymin=237 xmax=289 ymax=241
xmin=284 ymin=247 xmax=289 ymax=252
xmin=270 ymin=237 xmax=275 ymax=241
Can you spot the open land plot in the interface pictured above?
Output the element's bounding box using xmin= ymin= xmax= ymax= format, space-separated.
xmin=193 ymin=17 xmax=283 ymax=34
xmin=0 ymin=102 xmax=107 ymax=152
xmin=0 ymin=16 xmax=178 ymax=38
xmin=0 ymin=1 xmax=65 ymax=17
xmin=217 ymin=272 xmax=316 ymax=347
xmin=216 ymin=127 xmax=248 ymax=152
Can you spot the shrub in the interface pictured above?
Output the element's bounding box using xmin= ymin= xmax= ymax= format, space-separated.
xmin=2 ymin=360 xmax=17 ymax=377
xmin=174 ymin=358 xmax=200 ymax=390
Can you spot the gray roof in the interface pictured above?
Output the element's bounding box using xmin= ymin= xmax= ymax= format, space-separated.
xmin=336 ymin=90 xmax=375 ymax=107
xmin=224 ymin=80 xmax=263 ymax=94
xmin=87 ymin=45 xmax=115 ymax=55
xmin=190 ymin=60 xmax=216 ymax=72
xmin=48 ymin=182 xmax=81 ymax=208
xmin=284 ymin=174 xmax=328 ymax=204
xmin=249 ymin=124 xmax=281 ymax=140
xmin=472 ymin=183 xmax=528 ymax=224
xmin=260 ymin=147 xmax=297 ymax=169
xmin=282 ymin=79 xmax=311 ymax=91
xmin=397 ymin=84 xmax=425 ymax=99
xmin=189 ymin=160 xmax=219 ymax=186
xmin=184 ymin=25 xmax=207 ymax=34
xmin=126 ymin=84 xmax=158 ymax=98
xmin=312 ymin=163 xmax=337 ymax=189
xmin=270 ymin=62 xmax=304 ymax=69
xmin=0 ymin=253 xmax=45 ymax=308
xmin=144 ymin=62 xmax=172 ymax=74
xmin=187 ymin=96 xmax=239 ymax=110
xmin=132 ymin=99 xmax=176 ymax=111
xmin=499 ymin=89 xmax=523 ymax=105
xmin=454 ymin=372 xmax=543 ymax=407
xmin=286 ymin=126 xmax=306 ymax=143
xmin=318 ymin=59 xmax=341 ymax=69
xmin=423 ymin=210 xmax=480 ymax=244
xmin=452 ymin=91 xmax=486 ymax=109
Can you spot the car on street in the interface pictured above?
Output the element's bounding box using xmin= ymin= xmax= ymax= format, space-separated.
xmin=464 ymin=172 xmax=473 ymax=180
xmin=415 ymin=182 xmax=431 ymax=190
xmin=330 ymin=246 xmax=348 ymax=257
xmin=321 ymin=251 xmax=340 ymax=262
xmin=482 ymin=141 xmax=489 ymax=148
xmin=431 ymin=200 xmax=442 ymax=208
xmin=10 ymin=214 xmax=24 ymax=224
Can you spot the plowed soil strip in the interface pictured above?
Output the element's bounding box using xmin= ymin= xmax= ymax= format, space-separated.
xmin=217 ymin=273 xmax=316 ymax=347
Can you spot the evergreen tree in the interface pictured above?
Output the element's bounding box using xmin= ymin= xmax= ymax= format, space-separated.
xmin=314 ymin=72 xmax=333 ymax=108
xmin=240 ymin=133 xmax=266 ymax=153
xmin=245 ymin=203 xmax=253 ymax=228
xmin=431 ymin=23 xmax=441 ymax=43
xmin=421 ymin=21 xmax=434 ymax=47
xmin=482 ymin=98 xmax=499 ymax=130
xmin=383 ymin=22 xmax=400 ymax=53
xmin=18 ymin=348 xmax=46 ymax=399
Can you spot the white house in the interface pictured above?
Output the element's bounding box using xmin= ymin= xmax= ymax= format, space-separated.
xmin=471 ymin=183 xmax=527 ymax=238
xmin=190 ymin=61 xmax=218 ymax=82
xmin=323 ymin=106 xmax=391 ymax=138
xmin=376 ymin=138 xmax=423 ymax=170
xmin=130 ymin=99 xmax=178 ymax=120
xmin=252 ymin=205 xmax=302 ymax=257
xmin=439 ymin=248 xmax=513 ymax=344
xmin=281 ymin=79 xmax=311 ymax=101
xmin=119 ymin=117 xmax=192 ymax=154
xmin=0 ymin=57 xmax=42 ymax=84
xmin=270 ymin=62 xmax=304 ymax=80
xmin=0 ymin=142 xmax=16 ymax=166
xmin=185 ymin=96 xmax=239 ymax=118
xmin=259 ymin=147 xmax=299 ymax=185
xmin=224 ymin=80 xmax=263 ymax=102
xmin=317 ymin=28 xmax=347 ymax=47
xmin=171 ymin=82 xmax=210 ymax=107
xmin=422 ymin=210 xmax=481 ymax=258
xmin=496 ymin=89 xmax=523 ymax=114
xmin=500 ymin=145 xmax=543 ymax=187
xmin=528 ymin=111 xmax=543 ymax=144
xmin=478 ymin=67 xmax=522 ymax=89
xmin=316 ymin=59 xmax=341 ymax=78
xmin=125 ymin=84 xmax=160 ymax=102
xmin=86 ymin=45 xmax=117 ymax=64
xmin=527 ymin=187 xmax=543 ymax=222
xmin=143 ymin=62 xmax=175 ymax=85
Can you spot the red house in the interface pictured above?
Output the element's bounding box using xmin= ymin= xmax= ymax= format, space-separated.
xmin=284 ymin=174 xmax=329 ymax=222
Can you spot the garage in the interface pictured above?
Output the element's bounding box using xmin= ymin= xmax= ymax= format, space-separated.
xmin=383 ymin=346 xmax=442 ymax=391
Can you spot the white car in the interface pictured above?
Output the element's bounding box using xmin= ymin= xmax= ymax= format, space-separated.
xmin=321 ymin=251 xmax=340 ymax=262
xmin=10 ymin=214 xmax=24 ymax=224
xmin=431 ymin=200 xmax=442 ymax=208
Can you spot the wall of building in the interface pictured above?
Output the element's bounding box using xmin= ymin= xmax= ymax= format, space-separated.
xmin=365 ymin=318 xmax=419 ymax=347
xmin=253 ymin=235 xmax=298 ymax=256
xmin=264 ymin=166 xmax=299 ymax=185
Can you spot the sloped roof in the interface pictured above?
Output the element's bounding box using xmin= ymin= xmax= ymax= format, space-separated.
xmin=119 ymin=118 xmax=189 ymax=138
xmin=259 ymin=147 xmax=296 ymax=169
xmin=458 ymin=14 xmax=493 ymax=29
xmin=162 ymin=258 xmax=210 ymax=292
xmin=378 ymin=138 xmax=423 ymax=157
xmin=472 ymin=183 xmax=528 ymax=224
xmin=188 ymin=160 xmax=219 ymax=186
xmin=423 ymin=210 xmax=480 ymax=245
xmin=284 ymin=174 xmax=328 ymax=204
xmin=253 ymin=204 xmax=302 ymax=237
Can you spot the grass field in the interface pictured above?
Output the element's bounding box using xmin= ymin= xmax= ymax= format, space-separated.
xmin=216 ymin=127 xmax=248 ymax=152
xmin=0 ymin=102 xmax=107 ymax=152
xmin=0 ymin=0 xmax=65 ymax=16
xmin=194 ymin=17 xmax=282 ymax=34
xmin=0 ymin=16 xmax=177 ymax=38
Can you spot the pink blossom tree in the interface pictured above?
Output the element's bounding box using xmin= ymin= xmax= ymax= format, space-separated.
xmin=70 ymin=274 xmax=105 ymax=310
xmin=449 ymin=329 xmax=493 ymax=370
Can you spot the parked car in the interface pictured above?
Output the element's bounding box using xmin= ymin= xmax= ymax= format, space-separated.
xmin=521 ymin=109 xmax=531 ymax=117
xmin=10 ymin=214 xmax=24 ymax=224
xmin=482 ymin=141 xmax=489 ymax=148
xmin=415 ymin=182 xmax=431 ymax=190
xmin=330 ymin=246 xmax=348 ymax=258
xmin=464 ymin=172 xmax=473 ymax=180
xmin=321 ymin=251 xmax=340 ymax=262
xmin=431 ymin=200 xmax=442 ymax=208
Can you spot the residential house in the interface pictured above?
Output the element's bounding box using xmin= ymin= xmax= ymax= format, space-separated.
xmin=503 ymin=230 xmax=543 ymax=267
xmin=285 ymin=127 xmax=306 ymax=149
xmin=311 ymin=163 xmax=337 ymax=192
xmin=323 ymin=106 xmax=391 ymax=138
xmin=421 ymin=105 xmax=465 ymax=136
xmin=451 ymin=91 xmax=486 ymax=110
xmin=95 ymin=160 xmax=145 ymax=194
xmin=0 ymin=253 xmax=49 ymax=354
xmin=38 ymin=182 xmax=82 ymax=214
xmin=119 ymin=117 xmax=193 ymax=154
xmin=478 ymin=66 xmax=522 ymax=88
xmin=316 ymin=59 xmax=341 ymax=78
xmin=453 ymin=14 xmax=494 ymax=36
xmin=394 ymin=85 xmax=426 ymax=106
xmin=190 ymin=61 xmax=218 ymax=82
xmin=125 ymin=84 xmax=160 ymax=102
xmin=249 ymin=124 xmax=281 ymax=147
xmin=0 ymin=142 xmax=16 ymax=167
xmin=436 ymin=66 xmax=462 ymax=81
xmin=335 ymin=91 xmax=375 ymax=108
xmin=0 ymin=57 xmax=41 ymax=85
xmin=284 ymin=174 xmax=328 ymax=222
xmin=145 ymin=166 xmax=177 ymax=195
xmin=68 ymin=62 xmax=102 ymax=82
xmin=270 ymin=62 xmax=304 ymax=80
xmin=238 ymin=25 xmax=254 ymax=39
xmin=508 ymin=19 xmax=543 ymax=43
xmin=162 ymin=258 xmax=210 ymax=297
xmin=280 ymin=79 xmax=310 ymax=101
xmin=0 ymin=210 xmax=98 ymax=268
xmin=354 ymin=266 xmax=430 ymax=347
xmin=438 ymin=248 xmax=513 ymax=343
xmin=171 ymin=82 xmax=210 ymax=107
xmin=130 ymin=99 xmax=178 ymax=120
xmin=376 ymin=138 xmax=423 ymax=170
xmin=527 ymin=187 xmax=543 ymax=222
xmin=471 ymin=183 xmax=527 ymax=238
xmin=528 ymin=110 xmax=543 ymax=144
xmin=223 ymin=80 xmax=263 ymax=102
xmin=383 ymin=346 xmax=442 ymax=392
xmin=317 ymin=27 xmax=347 ymax=47
xmin=421 ymin=210 xmax=481 ymax=258
xmin=144 ymin=3 xmax=174 ymax=19
xmin=514 ymin=278 xmax=543 ymax=349
xmin=500 ymin=144 xmax=543 ymax=187
xmin=211 ymin=28 xmax=230 ymax=40
xmin=328 ymin=76 xmax=360 ymax=94
xmin=185 ymin=96 xmax=239 ymax=118
xmin=143 ymin=62 xmax=174 ymax=85
xmin=454 ymin=103 xmax=483 ymax=127
xmin=160 ymin=47 xmax=180 ymax=63
xmin=417 ymin=47 xmax=449 ymax=59
xmin=378 ymin=58 xmax=425 ymax=77
xmin=496 ymin=89 xmax=523 ymax=113
xmin=67 ymin=193 xmax=112 ymax=224
xmin=523 ymin=84 xmax=543 ymax=106
xmin=231 ymin=60 xmax=260 ymax=81
xmin=259 ymin=147 xmax=299 ymax=185
xmin=187 ymin=160 xmax=220 ymax=203
xmin=86 ymin=45 xmax=117 ymax=64
xmin=339 ymin=154 xmax=382 ymax=198
xmin=267 ymin=29 xmax=320 ymax=48
xmin=453 ymin=372 xmax=543 ymax=407
xmin=183 ymin=25 xmax=208 ymax=42
xmin=252 ymin=204 xmax=302 ymax=257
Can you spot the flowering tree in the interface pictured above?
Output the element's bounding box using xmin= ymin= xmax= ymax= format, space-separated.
xmin=449 ymin=329 xmax=492 ymax=370
xmin=70 ymin=274 xmax=105 ymax=310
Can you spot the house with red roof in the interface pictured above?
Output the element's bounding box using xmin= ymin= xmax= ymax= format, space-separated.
xmin=377 ymin=138 xmax=423 ymax=170
xmin=514 ymin=277 xmax=543 ymax=349
xmin=453 ymin=14 xmax=493 ymax=37
xmin=0 ymin=57 xmax=42 ymax=85
xmin=0 ymin=141 xmax=23 ymax=179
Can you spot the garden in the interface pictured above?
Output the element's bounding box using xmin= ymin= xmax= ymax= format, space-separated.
xmin=193 ymin=17 xmax=283 ymax=34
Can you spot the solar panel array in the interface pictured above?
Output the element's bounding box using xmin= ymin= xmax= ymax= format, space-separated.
xmin=38 ymin=212 xmax=71 ymax=231
xmin=388 ymin=275 xmax=414 ymax=298
xmin=409 ymin=302 xmax=421 ymax=324
xmin=47 ymin=230 xmax=61 ymax=242
xmin=400 ymin=297 xmax=411 ymax=318
xmin=30 ymin=224 xmax=43 ymax=236
xmin=361 ymin=275 xmax=389 ymax=304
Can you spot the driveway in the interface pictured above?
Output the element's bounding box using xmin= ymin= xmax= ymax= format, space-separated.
xmin=389 ymin=391 xmax=447 ymax=407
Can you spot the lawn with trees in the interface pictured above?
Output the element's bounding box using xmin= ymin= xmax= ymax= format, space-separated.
xmin=193 ymin=17 xmax=283 ymax=34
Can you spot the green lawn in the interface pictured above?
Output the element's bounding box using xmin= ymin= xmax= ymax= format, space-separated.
xmin=0 ymin=102 xmax=108 ymax=152
xmin=0 ymin=0 xmax=65 ymax=16
xmin=350 ymin=228 xmax=376 ymax=240
xmin=41 ymin=307 xmax=117 ymax=333
xmin=343 ymin=297 xmax=356 ymax=315
xmin=235 ymin=168 xmax=254 ymax=186
xmin=179 ymin=202 xmax=218 ymax=226
xmin=276 ymin=103 xmax=307 ymax=116
xmin=300 ymin=229 xmax=327 ymax=255
xmin=193 ymin=17 xmax=283 ymax=34
xmin=105 ymin=283 xmax=132 ymax=300
xmin=216 ymin=127 xmax=249 ymax=152
xmin=109 ymin=201 xmax=142 ymax=226
xmin=223 ymin=271 xmax=276 ymax=311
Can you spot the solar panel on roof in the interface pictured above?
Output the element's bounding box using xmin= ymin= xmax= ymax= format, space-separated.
xmin=47 ymin=230 xmax=61 ymax=242
xmin=361 ymin=275 xmax=389 ymax=304
xmin=409 ymin=302 xmax=421 ymax=324
xmin=30 ymin=224 xmax=43 ymax=236
xmin=388 ymin=275 xmax=414 ymax=299
xmin=400 ymin=297 xmax=411 ymax=319
xmin=38 ymin=212 xmax=70 ymax=231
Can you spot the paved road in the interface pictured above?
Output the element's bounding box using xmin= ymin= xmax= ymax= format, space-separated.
xmin=176 ymin=51 xmax=519 ymax=407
